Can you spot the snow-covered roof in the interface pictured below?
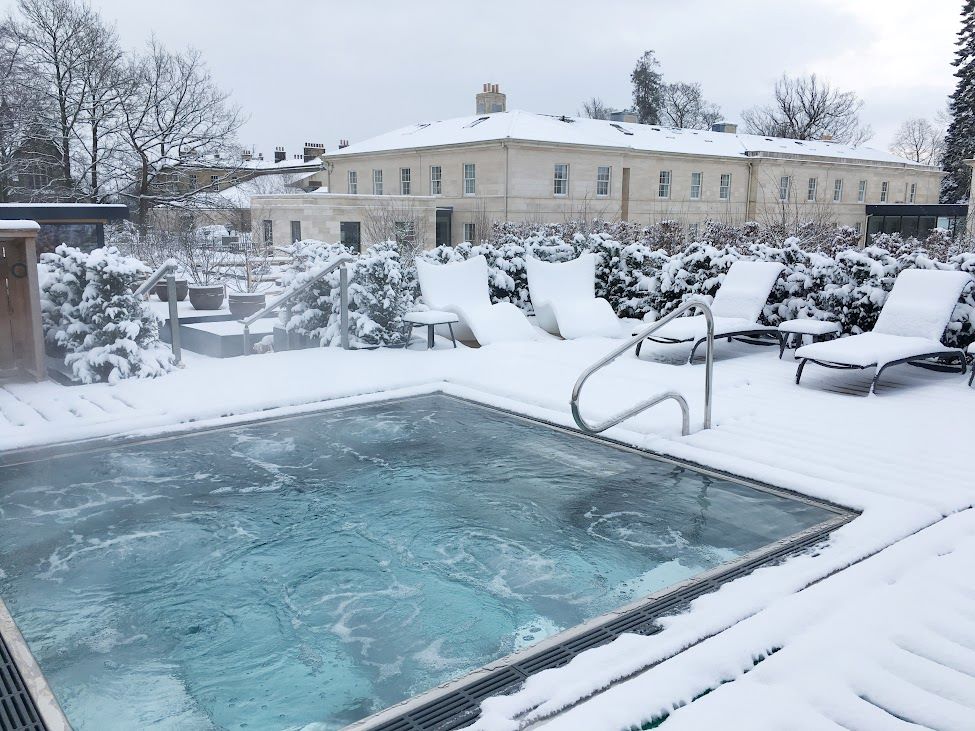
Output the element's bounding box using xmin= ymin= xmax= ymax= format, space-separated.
xmin=329 ymin=110 xmax=929 ymax=168
xmin=178 ymin=155 xmax=323 ymax=173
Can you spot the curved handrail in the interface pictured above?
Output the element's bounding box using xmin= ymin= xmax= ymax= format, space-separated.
xmin=241 ymin=254 xmax=353 ymax=354
xmin=134 ymin=259 xmax=178 ymax=297
xmin=570 ymin=301 xmax=714 ymax=437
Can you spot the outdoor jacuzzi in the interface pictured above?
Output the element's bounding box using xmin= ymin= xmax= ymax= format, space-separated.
xmin=0 ymin=395 xmax=850 ymax=730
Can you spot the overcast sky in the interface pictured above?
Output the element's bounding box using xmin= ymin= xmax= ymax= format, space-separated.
xmin=10 ymin=0 xmax=962 ymax=158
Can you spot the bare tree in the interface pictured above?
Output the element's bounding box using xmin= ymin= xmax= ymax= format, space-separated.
xmin=581 ymin=97 xmax=611 ymax=120
xmin=362 ymin=198 xmax=430 ymax=256
xmin=660 ymin=82 xmax=722 ymax=130
xmin=889 ymin=118 xmax=943 ymax=165
xmin=119 ymin=39 xmax=243 ymax=232
xmin=742 ymin=74 xmax=873 ymax=145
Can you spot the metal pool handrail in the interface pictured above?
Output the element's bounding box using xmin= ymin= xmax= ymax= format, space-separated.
xmin=570 ymin=301 xmax=714 ymax=437
xmin=241 ymin=254 xmax=353 ymax=354
xmin=134 ymin=259 xmax=182 ymax=365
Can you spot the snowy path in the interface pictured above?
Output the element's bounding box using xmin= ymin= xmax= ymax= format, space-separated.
xmin=2 ymin=337 xmax=974 ymax=729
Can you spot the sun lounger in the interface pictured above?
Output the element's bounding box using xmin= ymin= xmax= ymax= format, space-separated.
xmin=525 ymin=253 xmax=622 ymax=339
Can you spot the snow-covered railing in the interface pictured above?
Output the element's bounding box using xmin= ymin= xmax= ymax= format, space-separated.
xmin=134 ymin=259 xmax=182 ymax=365
xmin=570 ymin=301 xmax=714 ymax=437
xmin=240 ymin=254 xmax=354 ymax=354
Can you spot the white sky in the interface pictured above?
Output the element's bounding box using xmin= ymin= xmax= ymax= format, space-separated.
xmin=9 ymin=0 xmax=962 ymax=158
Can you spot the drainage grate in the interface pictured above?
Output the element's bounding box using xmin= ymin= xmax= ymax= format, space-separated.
xmin=0 ymin=632 xmax=46 ymax=731
xmin=362 ymin=525 xmax=838 ymax=731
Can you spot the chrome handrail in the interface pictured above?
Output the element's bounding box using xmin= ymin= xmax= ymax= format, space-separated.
xmin=134 ymin=259 xmax=182 ymax=365
xmin=570 ymin=301 xmax=714 ymax=437
xmin=241 ymin=254 xmax=353 ymax=355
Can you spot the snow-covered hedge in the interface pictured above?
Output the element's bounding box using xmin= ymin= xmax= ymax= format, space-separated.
xmin=39 ymin=245 xmax=174 ymax=384
xmin=278 ymin=222 xmax=975 ymax=350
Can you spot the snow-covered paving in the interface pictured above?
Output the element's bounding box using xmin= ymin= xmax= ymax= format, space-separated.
xmin=1 ymin=335 xmax=974 ymax=729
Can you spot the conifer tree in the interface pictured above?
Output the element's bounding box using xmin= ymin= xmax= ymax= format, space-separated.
xmin=942 ymin=1 xmax=975 ymax=201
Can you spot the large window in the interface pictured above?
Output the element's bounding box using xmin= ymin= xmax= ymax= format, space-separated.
xmin=290 ymin=220 xmax=301 ymax=243
xmin=779 ymin=176 xmax=791 ymax=202
xmin=463 ymin=163 xmax=476 ymax=195
xmin=719 ymin=173 xmax=731 ymax=200
xmin=833 ymin=179 xmax=843 ymax=203
xmin=690 ymin=171 xmax=702 ymax=200
xmin=261 ymin=219 xmax=273 ymax=245
xmin=553 ymin=164 xmax=569 ymax=196
xmin=909 ymin=182 xmax=917 ymax=203
xmin=807 ymin=177 xmax=817 ymax=202
xmin=372 ymin=169 xmax=383 ymax=195
xmin=596 ymin=166 xmax=611 ymax=196
xmin=463 ymin=222 xmax=476 ymax=242
xmin=340 ymin=221 xmax=361 ymax=253
xmin=857 ymin=180 xmax=867 ymax=203
xmin=880 ymin=180 xmax=889 ymax=203
xmin=400 ymin=168 xmax=411 ymax=195
xmin=658 ymin=170 xmax=672 ymax=198
xmin=347 ymin=170 xmax=358 ymax=194
xmin=430 ymin=165 xmax=442 ymax=195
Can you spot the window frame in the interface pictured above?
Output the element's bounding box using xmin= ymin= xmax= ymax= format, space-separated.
xmin=658 ymin=170 xmax=672 ymax=199
xmin=880 ymin=180 xmax=889 ymax=203
xmin=689 ymin=171 xmax=703 ymax=200
xmin=400 ymin=167 xmax=411 ymax=195
xmin=289 ymin=220 xmax=301 ymax=243
xmin=807 ymin=177 xmax=818 ymax=203
xmin=857 ymin=180 xmax=867 ymax=203
xmin=909 ymin=182 xmax=917 ymax=204
xmin=596 ymin=165 xmax=611 ymax=197
xmin=372 ymin=169 xmax=383 ymax=195
xmin=833 ymin=179 xmax=843 ymax=203
xmin=463 ymin=163 xmax=476 ymax=196
xmin=340 ymin=221 xmax=361 ymax=253
xmin=779 ymin=176 xmax=791 ymax=202
xmin=719 ymin=173 xmax=731 ymax=201
xmin=430 ymin=165 xmax=442 ymax=195
xmin=347 ymin=170 xmax=358 ymax=194
xmin=463 ymin=222 xmax=476 ymax=243
xmin=553 ymin=163 xmax=569 ymax=196
xmin=261 ymin=219 xmax=273 ymax=245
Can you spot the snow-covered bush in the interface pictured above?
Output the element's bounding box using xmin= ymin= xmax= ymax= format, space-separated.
xmin=824 ymin=246 xmax=899 ymax=335
xmin=38 ymin=246 xmax=173 ymax=384
xmin=279 ymin=240 xmax=350 ymax=345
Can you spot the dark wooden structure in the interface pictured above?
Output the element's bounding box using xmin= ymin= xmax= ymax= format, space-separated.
xmin=0 ymin=222 xmax=46 ymax=381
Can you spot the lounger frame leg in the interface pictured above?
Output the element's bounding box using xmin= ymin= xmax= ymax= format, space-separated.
xmin=426 ymin=324 xmax=435 ymax=349
xmin=447 ymin=323 xmax=457 ymax=349
xmin=795 ymin=358 xmax=808 ymax=385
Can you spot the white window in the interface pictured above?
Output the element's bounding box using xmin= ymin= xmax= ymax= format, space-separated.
xmin=553 ymin=164 xmax=569 ymax=196
xmin=430 ymin=165 xmax=442 ymax=195
xmin=690 ymin=172 xmax=703 ymax=200
xmin=400 ymin=167 xmax=411 ymax=195
xmin=807 ymin=177 xmax=817 ymax=202
xmin=658 ymin=170 xmax=672 ymax=198
xmin=833 ymin=179 xmax=843 ymax=202
xmin=719 ymin=173 xmax=731 ymax=200
xmin=909 ymin=182 xmax=917 ymax=203
xmin=880 ymin=180 xmax=889 ymax=202
xmin=857 ymin=180 xmax=867 ymax=203
xmin=463 ymin=222 xmax=476 ymax=242
xmin=373 ymin=169 xmax=383 ymax=195
xmin=688 ymin=222 xmax=700 ymax=240
xmin=779 ymin=176 xmax=791 ymax=202
xmin=347 ymin=170 xmax=358 ymax=194
xmin=596 ymin=166 xmax=611 ymax=196
xmin=463 ymin=163 xmax=476 ymax=195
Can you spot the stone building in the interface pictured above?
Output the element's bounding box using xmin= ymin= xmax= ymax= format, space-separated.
xmin=252 ymin=88 xmax=943 ymax=250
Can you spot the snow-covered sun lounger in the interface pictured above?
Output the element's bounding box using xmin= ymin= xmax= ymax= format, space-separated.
xmin=636 ymin=260 xmax=784 ymax=363
xmin=795 ymin=268 xmax=971 ymax=393
xmin=525 ymin=253 xmax=622 ymax=339
xmin=415 ymin=255 xmax=536 ymax=346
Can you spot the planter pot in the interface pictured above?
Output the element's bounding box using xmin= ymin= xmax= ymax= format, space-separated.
xmin=154 ymin=278 xmax=189 ymax=302
xmin=188 ymin=284 xmax=225 ymax=311
xmin=228 ymin=292 xmax=266 ymax=319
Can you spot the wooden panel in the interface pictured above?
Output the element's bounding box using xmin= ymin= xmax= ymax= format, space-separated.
xmin=0 ymin=241 xmax=15 ymax=369
xmin=0 ymin=236 xmax=45 ymax=380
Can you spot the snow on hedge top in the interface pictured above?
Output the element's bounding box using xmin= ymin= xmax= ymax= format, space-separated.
xmin=873 ymin=268 xmax=972 ymax=341
xmin=329 ymin=110 xmax=930 ymax=166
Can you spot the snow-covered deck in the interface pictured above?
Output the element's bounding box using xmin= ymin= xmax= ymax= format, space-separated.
xmin=1 ymin=337 xmax=973 ymax=729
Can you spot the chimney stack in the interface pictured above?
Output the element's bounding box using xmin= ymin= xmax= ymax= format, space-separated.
xmin=338 ymin=139 xmax=350 ymax=149
xmin=241 ymin=148 xmax=253 ymax=162
xmin=274 ymin=146 xmax=286 ymax=163
xmin=475 ymin=82 xmax=506 ymax=114
xmin=303 ymin=142 xmax=325 ymax=161
xmin=710 ymin=122 xmax=738 ymax=134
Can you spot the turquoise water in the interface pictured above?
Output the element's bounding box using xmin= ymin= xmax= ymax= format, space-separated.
xmin=0 ymin=396 xmax=834 ymax=730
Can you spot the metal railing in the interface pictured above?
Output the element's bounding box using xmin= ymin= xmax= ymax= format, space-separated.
xmin=135 ymin=259 xmax=182 ymax=365
xmin=570 ymin=301 xmax=714 ymax=437
xmin=241 ymin=254 xmax=353 ymax=355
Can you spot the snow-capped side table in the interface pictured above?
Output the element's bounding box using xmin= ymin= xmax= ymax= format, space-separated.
xmin=404 ymin=310 xmax=459 ymax=349
xmin=777 ymin=319 xmax=842 ymax=359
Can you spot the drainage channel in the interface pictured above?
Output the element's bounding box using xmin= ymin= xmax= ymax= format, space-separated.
xmin=0 ymin=632 xmax=46 ymax=731
xmin=349 ymin=521 xmax=845 ymax=731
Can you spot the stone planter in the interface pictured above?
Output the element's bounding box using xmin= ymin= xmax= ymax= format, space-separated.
xmin=188 ymin=284 xmax=225 ymax=311
xmin=228 ymin=292 xmax=266 ymax=319
xmin=154 ymin=278 xmax=189 ymax=302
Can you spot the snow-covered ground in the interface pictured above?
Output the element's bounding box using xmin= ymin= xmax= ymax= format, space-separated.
xmin=2 ymin=335 xmax=973 ymax=729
